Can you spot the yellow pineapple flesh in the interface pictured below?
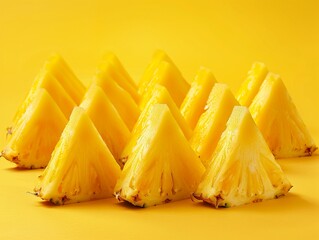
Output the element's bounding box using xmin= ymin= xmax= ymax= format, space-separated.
xmin=42 ymin=54 xmax=86 ymax=104
xmin=115 ymin=104 xmax=205 ymax=207
xmin=180 ymin=67 xmax=217 ymax=129
xmin=97 ymin=53 xmax=139 ymax=103
xmin=190 ymin=83 xmax=239 ymax=167
xmin=139 ymin=61 xmax=189 ymax=109
xmin=93 ymin=73 xmax=140 ymax=131
xmin=80 ymin=85 xmax=130 ymax=167
xmin=249 ymin=73 xmax=317 ymax=158
xmin=1 ymin=89 xmax=67 ymax=168
xmin=34 ymin=107 xmax=121 ymax=205
xmin=120 ymin=84 xmax=192 ymax=166
xmin=138 ymin=50 xmax=177 ymax=95
xmin=236 ymin=62 xmax=268 ymax=106
xmin=193 ymin=106 xmax=292 ymax=208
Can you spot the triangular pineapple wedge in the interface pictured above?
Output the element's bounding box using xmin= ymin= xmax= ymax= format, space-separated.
xmin=193 ymin=106 xmax=292 ymax=208
xmin=138 ymin=50 xmax=178 ymax=95
xmin=190 ymin=84 xmax=239 ymax=167
xmin=11 ymin=69 xmax=76 ymax=131
xmin=34 ymin=107 xmax=121 ymax=205
xmin=97 ymin=53 xmax=139 ymax=103
xmin=249 ymin=73 xmax=317 ymax=158
xmin=42 ymin=54 xmax=86 ymax=104
xmin=236 ymin=62 xmax=268 ymax=106
xmin=93 ymin=73 xmax=140 ymax=131
xmin=1 ymin=89 xmax=67 ymax=168
xmin=139 ymin=61 xmax=189 ymax=109
xmin=120 ymin=85 xmax=192 ymax=166
xmin=80 ymin=85 xmax=130 ymax=166
xmin=115 ymin=104 xmax=205 ymax=207
xmin=180 ymin=67 xmax=217 ymax=129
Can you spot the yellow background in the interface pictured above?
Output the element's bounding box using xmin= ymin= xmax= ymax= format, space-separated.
xmin=0 ymin=0 xmax=318 ymax=239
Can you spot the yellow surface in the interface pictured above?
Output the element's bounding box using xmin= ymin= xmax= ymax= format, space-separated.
xmin=0 ymin=0 xmax=318 ymax=239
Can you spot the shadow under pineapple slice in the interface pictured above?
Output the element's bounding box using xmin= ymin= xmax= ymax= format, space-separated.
xmin=1 ymin=89 xmax=67 ymax=169
xmin=120 ymin=84 xmax=192 ymax=166
xmin=249 ymin=73 xmax=317 ymax=158
xmin=34 ymin=107 xmax=121 ymax=205
xmin=180 ymin=67 xmax=217 ymax=129
xmin=138 ymin=50 xmax=180 ymax=96
xmin=139 ymin=60 xmax=189 ymax=109
xmin=93 ymin=73 xmax=140 ymax=131
xmin=115 ymin=104 xmax=205 ymax=207
xmin=190 ymin=83 xmax=239 ymax=168
xmin=97 ymin=52 xmax=139 ymax=103
xmin=80 ymin=85 xmax=130 ymax=167
xmin=236 ymin=62 xmax=268 ymax=106
xmin=193 ymin=106 xmax=292 ymax=208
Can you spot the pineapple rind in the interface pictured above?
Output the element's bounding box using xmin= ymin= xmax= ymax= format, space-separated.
xmin=34 ymin=107 xmax=121 ymax=204
xmin=115 ymin=104 xmax=205 ymax=207
xmin=249 ymin=73 xmax=317 ymax=158
xmin=180 ymin=67 xmax=217 ymax=129
xmin=193 ymin=106 xmax=292 ymax=208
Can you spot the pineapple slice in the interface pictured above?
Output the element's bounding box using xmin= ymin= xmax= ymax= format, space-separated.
xmin=138 ymin=50 xmax=177 ymax=95
xmin=93 ymin=73 xmax=140 ymax=131
xmin=190 ymin=84 xmax=239 ymax=167
xmin=97 ymin=53 xmax=139 ymax=103
xmin=80 ymin=85 xmax=130 ymax=166
xmin=180 ymin=67 xmax=217 ymax=129
xmin=120 ymin=84 xmax=192 ymax=166
xmin=139 ymin=61 xmax=189 ymax=109
xmin=236 ymin=62 xmax=268 ymax=106
xmin=249 ymin=73 xmax=317 ymax=158
xmin=193 ymin=106 xmax=292 ymax=208
xmin=42 ymin=54 xmax=86 ymax=104
xmin=115 ymin=104 xmax=205 ymax=207
xmin=34 ymin=107 xmax=121 ymax=205
xmin=11 ymin=69 xmax=76 ymax=131
xmin=1 ymin=89 xmax=67 ymax=168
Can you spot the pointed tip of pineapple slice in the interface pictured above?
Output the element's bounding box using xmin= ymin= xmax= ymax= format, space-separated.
xmin=80 ymin=85 xmax=130 ymax=166
xmin=139 ymin=60 xmax=189 ymax=109
xmin=2 ymin=88 xmax=67 ymax=169
xmin=180 ymin=67 xmax=217 ymax=129
xmin=250 ymin=73 xmax=317 ymax=158
xmin=115 ymin=104 xmax=205 ymax=207
xmin=34 ymin=107 xmax=121 ymax=205
xmin=190 ymin=83 xmax=239 ymax=167
xmin=193 ymin=106 xmax=292 ymax=208
xmin=236 ymin=62 xmax=268 ymax=106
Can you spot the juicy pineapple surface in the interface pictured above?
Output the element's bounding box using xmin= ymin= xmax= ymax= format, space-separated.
xmin=138 ymin=50 xmax=177 ymax=95
xmin=120 ymin=84 xmax=192 ymax=166
xmin=97 ymin=53 xmax=139 ymax=103
xmin=80 ymin=85 xmax=130 ymax=166
xmin=249 ymin=73 xmax=317 ymax=158
xmin=94 ymin=73 xmax=140 ymax=131
xmin=1 ymin=89 xmax=67 ymax=168
xmin=34 ymin=107 xmax=121 ymax=205
xmin=190 ymin=83 xmax=239 ymax=167
xmin=139 ymin=60 xmax=189 ymax=109
xmin=115 ymin=104 xmax=205 ymax=207
xmin=236 ymin=62 xmax=268 ymax=106
xmin=180 ymin=67 xmax=217 ymax=129
xmin=193 ymin=106 xmax=292 ymax=208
